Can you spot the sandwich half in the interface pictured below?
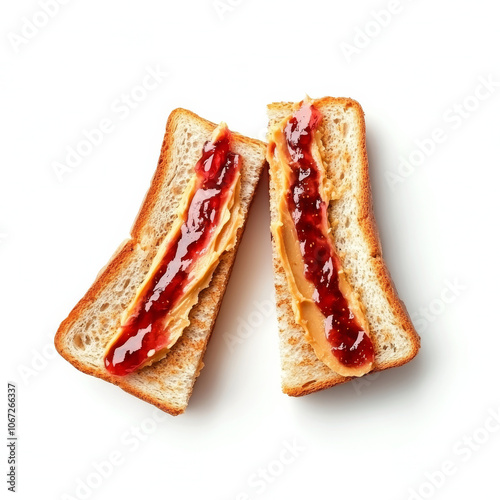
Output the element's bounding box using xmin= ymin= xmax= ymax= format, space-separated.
xmin=55 ymin=108 xmax=267 ymax=415
xmin=267 ymin=97 xmax=420 ymax=397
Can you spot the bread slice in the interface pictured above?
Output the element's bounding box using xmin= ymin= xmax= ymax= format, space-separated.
xmin=267 ymin=97 xmax=420 ymax=397
xmin=55 ymin=108 xmax=267 ymax=415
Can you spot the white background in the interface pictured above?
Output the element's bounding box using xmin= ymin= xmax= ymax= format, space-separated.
xmin=2 ymin=0 xmax=500 ymax=499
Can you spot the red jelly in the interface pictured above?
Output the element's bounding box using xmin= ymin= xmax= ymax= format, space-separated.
xmin=105 ymin=127 xmax=240 ymax=376
xmin=283 ymin=102 xmax=374 ymax=369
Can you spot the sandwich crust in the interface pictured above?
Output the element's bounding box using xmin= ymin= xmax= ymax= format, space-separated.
xmin=55 ymin=108 xmax=267 ymax=415
xmin=268 ymin=97 xmax=420 ymax=397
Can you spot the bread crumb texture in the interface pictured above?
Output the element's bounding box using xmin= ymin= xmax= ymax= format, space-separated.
xmin=267 ymin=98 xmax=420 ymax=397
xmin=55 ymin=109 xmax=266 ymax=415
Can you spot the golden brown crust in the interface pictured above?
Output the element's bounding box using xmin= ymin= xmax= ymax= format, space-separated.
xmin=268 ymin=97 xmax=420 ymax=397
xmin=55 ymin=108 xmax=266 ymax=415
xmin=131 ymin=108 xmax=265 ymax=242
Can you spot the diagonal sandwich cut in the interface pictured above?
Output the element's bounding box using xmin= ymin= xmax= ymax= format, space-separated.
xmin=269 ymin=100 xmax=374 ymax=378
xmin=55 ymin=109 xmax=267 ymax=415
xmin=267 ymin=97 xmax=420 ymax=396
xmin=104 ymin=123 xmax=243 ymax=376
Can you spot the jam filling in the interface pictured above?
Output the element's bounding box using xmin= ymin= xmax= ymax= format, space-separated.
xmin=105 ymin=127 xmax=240 ymax=376
xmin=282 ymin=102 xmax=374 ymax=369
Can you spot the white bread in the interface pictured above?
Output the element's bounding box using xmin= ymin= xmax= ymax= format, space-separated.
xmin=55 ymin=108 xmax=267 ymax=415
xmin=267 ymin=97 xmax=420 ymax=396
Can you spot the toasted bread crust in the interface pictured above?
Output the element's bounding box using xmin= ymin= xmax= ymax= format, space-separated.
xmin=268 ymin=97 xmax=420 ymax=397
xmin=55 ymin=109 xmax=266 ymax=415
xmin=132 ymin=108 xmax=265 ymax=242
